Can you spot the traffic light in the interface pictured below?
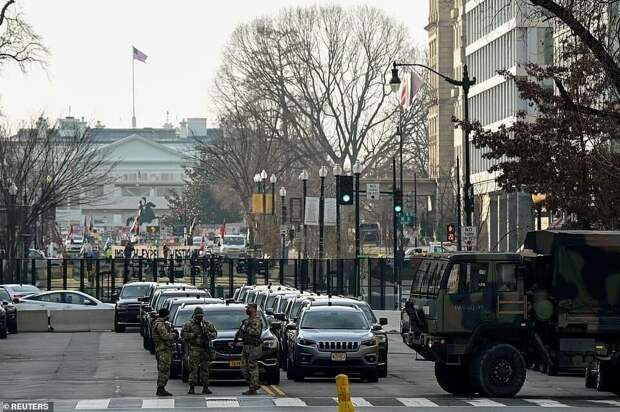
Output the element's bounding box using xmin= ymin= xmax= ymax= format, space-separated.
xmin=338 ymin=175 xmax=354 ymax=205
xmin=394 ymin=189 xmax=403 ymax=214
xmin=447 ymin=223 xmax=456 ymax=242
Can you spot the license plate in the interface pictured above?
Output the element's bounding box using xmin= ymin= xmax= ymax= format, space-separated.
xmin=331 ymin=352 xmax=347 ymax=361
xmin=229 ymin=360 xmax=241 ymax=368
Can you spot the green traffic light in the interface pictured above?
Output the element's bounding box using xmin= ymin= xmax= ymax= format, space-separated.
xmin=394 ymin=205 xmax=402 ymax=213
xmin=342 ymin=194 xmax=351 ymax=202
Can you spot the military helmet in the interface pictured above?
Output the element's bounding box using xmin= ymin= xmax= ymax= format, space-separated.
xmin=193 ymin=306 xmax=204 ymax=316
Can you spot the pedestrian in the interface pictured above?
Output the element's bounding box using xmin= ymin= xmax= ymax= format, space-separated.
xmin=80 ymin=241 xmax=94 ymax=285
xmin=234 ymin=303 xmax=263 ymax=395
xmin=123 ymin=241 xmax=134 ymax=282
xmin=181 ymin=306 xmax=218 ymax=394
xmin=152 ymin=308 xmax=178 ymax=396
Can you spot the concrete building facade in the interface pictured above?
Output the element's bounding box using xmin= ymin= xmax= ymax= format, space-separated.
xmin=429 ymin=0 xmax=553 ymax=251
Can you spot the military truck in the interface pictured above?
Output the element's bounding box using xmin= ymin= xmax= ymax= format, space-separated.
xmin=401 ymin=230 xmax=620 ymax=397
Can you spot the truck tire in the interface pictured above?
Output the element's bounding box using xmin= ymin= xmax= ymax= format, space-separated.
xmin=585 ymin=364 xmax=597 ymax=389
xmin=596 ymin=361 xmax=610 ymax=392
xmin=471 ymin=344 xmax=526 ymax=398
xmin=434 ymin=363 xmax=476 ymax=396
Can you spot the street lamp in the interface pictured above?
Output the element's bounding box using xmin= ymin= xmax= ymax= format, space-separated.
xmin=318 ymin=166 xmax=328 ymax=262
xmin=390 ymin=61 xmax=476 ymax=231
xmin=298 ymin=169 xmax=309 ymax=259
xmin=270 ymin=174 xmax=277 ymax=216
xmin=7 ymin=182 xmax=17 ymax=282
xmin=279 ymin=186 xmax=287 ymax=259
xmin=333 ymin=165 xmax=343 ymax=259
xmin=531 ymin=193 xmax=546 ymax=231
xmin=352 ymin=162 xmax=362 ymax=297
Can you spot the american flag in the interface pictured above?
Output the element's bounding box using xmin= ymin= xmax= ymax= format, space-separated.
xmin=399 ymin=72 xmax=422 ymax=110
xmin=133 ymin=46 xmax=147 ymax=63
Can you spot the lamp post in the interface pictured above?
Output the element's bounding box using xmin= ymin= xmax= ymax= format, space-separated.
xmin=318 ymin=166 xmax=328 ymax=261
xmin=8 ymin=182 xmax=17 ymax=282
xmin=253 ymin=173 xmax=261 ymax=254
xmin=531 ymin=193 xmax=546 ymax=231
xmin=270 ymin=174 xmax=277 ymax=216
xmin=333 ymin=165 xmax=342 ymax=259
xmin=298 ymin=169 xmax=309 ymax=259
xmin=260 ymin=170 xmax=267 ymax=257
xmin=279 ymin=186 xmax=287 ymax=259
xmin=390 ymin=61 xmax=476 ymax=230
xmin=352 ymin=162 xmax=362 ymax=297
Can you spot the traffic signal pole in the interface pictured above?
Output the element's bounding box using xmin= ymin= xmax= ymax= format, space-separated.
xmin=392 ymin=158 xmax=399 ymax=308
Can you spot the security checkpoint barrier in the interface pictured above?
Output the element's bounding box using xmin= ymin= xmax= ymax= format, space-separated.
xmin=15 ymin=309 xmax=49 ymax=332
xmin=49 ymin=309 xmax=114 ymax=332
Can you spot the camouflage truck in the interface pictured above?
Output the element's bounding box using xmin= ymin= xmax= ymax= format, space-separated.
xmin=401 ymin=230 xmax=620 ymax=398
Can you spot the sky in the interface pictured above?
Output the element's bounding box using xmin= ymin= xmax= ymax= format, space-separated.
xmin=0 ymin=0 xmax=428 ymax=129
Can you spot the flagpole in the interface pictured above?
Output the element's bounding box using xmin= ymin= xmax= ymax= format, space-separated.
xmin=131 ymin=47 xmax=136 ymax=128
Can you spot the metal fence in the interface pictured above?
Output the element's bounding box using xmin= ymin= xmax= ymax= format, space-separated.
xmin=0 ymin=256 xmax=419 ymax=310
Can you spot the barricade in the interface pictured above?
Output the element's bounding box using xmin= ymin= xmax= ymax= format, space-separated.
xmin=49 ymin=309 xmax=114 ymax=332
xmin=16 ymin=309 xmax=49 ymax=332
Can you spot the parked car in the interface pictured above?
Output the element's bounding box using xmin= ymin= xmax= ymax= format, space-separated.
xmin=285 ymin=305 xmax=380 ymax=382
xmin=20 ymin=290 xmax=112 ymax=310
xmin=113 ymin=281 xmax=156 ymax=332
xmin=138 ymin=283 xmax=196 ymax=337
xmin=176 ymin=303 xmax=280 ymax=384
xmin=0 ymin=284 xmax=41 ymax=299
xmin=306 ymin=297 xmax=389 ymax=377
xmin=0 ymin=287 xmax=18 ymax=334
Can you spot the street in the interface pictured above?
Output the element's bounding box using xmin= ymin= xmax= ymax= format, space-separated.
xmin=0 ymin=331 xmax=618 ymax=411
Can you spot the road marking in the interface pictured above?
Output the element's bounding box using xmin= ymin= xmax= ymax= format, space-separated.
xmin=331 ymin=397 xmax=373 ymax=407
xmin=591 ymin=400 xmax=620 ymax=407
xmin=526 ymin=399 xmax=570 ymax=407
xmin=273 ymin=398 xmax=307 ymax=407
xmin=465 ymin=399 xmax=506 ymax=407
xmin=260 ymin=385 xmax=275 ymax=396
xmin=141 ymin=399 xmax=174 ymax=409
xmin=397 ymin=398 xmax=439 ymax=407
xmin=270 ymin=385 xmax=286 ymax=397
xmin=75 ymin=400 xmax=110 ymax=409
xmin=205 ymin=398 xmax=239 ymax=408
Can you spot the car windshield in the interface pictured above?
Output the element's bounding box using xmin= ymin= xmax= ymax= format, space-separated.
xmin=224 ymin=237 xmax=244 ymax=245
xmin=120 ymin=284 xmax=150 ymax=298
xmin=174 ymin=308 xmax=267 ymax=330
xmin=301 ymin=310 xmax=368 ymax=330
xmin=0 ymin=288 xmax=11 ymax=301
xmin=10 ymin=285 xmax=39 ymax=293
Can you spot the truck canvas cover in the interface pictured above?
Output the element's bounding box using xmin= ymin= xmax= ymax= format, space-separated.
xmin=524 ymin=231 xmax=620 ymax=311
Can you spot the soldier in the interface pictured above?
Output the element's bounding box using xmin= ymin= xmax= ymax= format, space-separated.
xmin=152 ymin=308 xmax=178 ymax=396
xmin=235 ymin=303 xmax=263 ymax=395
xmin=181 ymin=306 xmax=218 ymax=394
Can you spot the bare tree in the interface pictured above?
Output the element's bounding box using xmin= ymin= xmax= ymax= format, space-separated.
xmin=0 ymin=0 xmax=48 ymax=72
xmin=214 ymin=5 xmax=424 ymax=171
xmin=0 ymin=118 xmax=114 ymax=281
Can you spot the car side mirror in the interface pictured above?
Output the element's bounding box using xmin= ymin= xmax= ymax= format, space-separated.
xmin=1 ymin=300 xmax=8 ymax=306
xmin=379 ymin=317 xmax=388 ymax=326
xmin=13 ymin=298 xmax=20 ymax=304
xmin=286 ymin=323 xmax=298 ymax=331
xmin=372 ymin=324 xmax=382 ymax=331
xmin=266 ymin=309 xmax=274 ymax=316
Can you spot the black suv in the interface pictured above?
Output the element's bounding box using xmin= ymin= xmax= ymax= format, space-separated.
xmin=176 ymin=303 xmax=280 ymax=385
xmin=113 ymin=282 xmax=156 ymax=332
xmin=0 ymin=287 xmax=17 ymax=334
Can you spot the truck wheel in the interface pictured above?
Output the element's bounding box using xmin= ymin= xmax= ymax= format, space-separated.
xmin=596 ymin=361 xmax=610 ymax=392
xmin=471 ymin=344 xmax=526 ymax=398
xmin=585 ymin=364 xmax=597 ymax=389
xmin=434 ymin=363 xmax=476 ymax=396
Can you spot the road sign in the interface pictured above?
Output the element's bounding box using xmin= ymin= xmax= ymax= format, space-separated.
xmin=462 ymin=226 xmax=477 ymax=248
xmin=366 ymin=183 xmax=380 ymax=200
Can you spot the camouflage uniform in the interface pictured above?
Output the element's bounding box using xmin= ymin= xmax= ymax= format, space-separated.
xmin=238 ymin=316 xmax=263 ymax=391
xmin=181 ymin=309 xmax=217 ymax=389
xmin=152 ymin=318 xmax=177 ymax=389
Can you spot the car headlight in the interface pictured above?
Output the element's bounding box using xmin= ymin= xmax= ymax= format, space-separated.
xmin=298 ymin=338 xmax=316 ymax=347
xmin=262 ymin=338 xmax=278 ymax=349
xmin=361 ymin=338 xmax=377 ymax=347
xmin=375 ymin=334 xmax=387 ymax=344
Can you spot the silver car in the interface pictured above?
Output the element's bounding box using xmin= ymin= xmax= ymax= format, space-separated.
xmin=285 ymin=305 xmax=380 ymax=382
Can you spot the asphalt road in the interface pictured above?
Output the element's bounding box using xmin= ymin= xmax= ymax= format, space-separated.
xmin=0 ymin=330 xmax=618 ymax=411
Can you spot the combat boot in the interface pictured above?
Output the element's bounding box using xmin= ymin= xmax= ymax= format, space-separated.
xmin=242 ymin=388 xmax=258 ymax=396
xmin=156 ymin=386 xmax=173 ymax=397
xmin=202 ymin=387 xmax=212 ymax=395
xmin=187 ymin=384 xmax=195 ymax=395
